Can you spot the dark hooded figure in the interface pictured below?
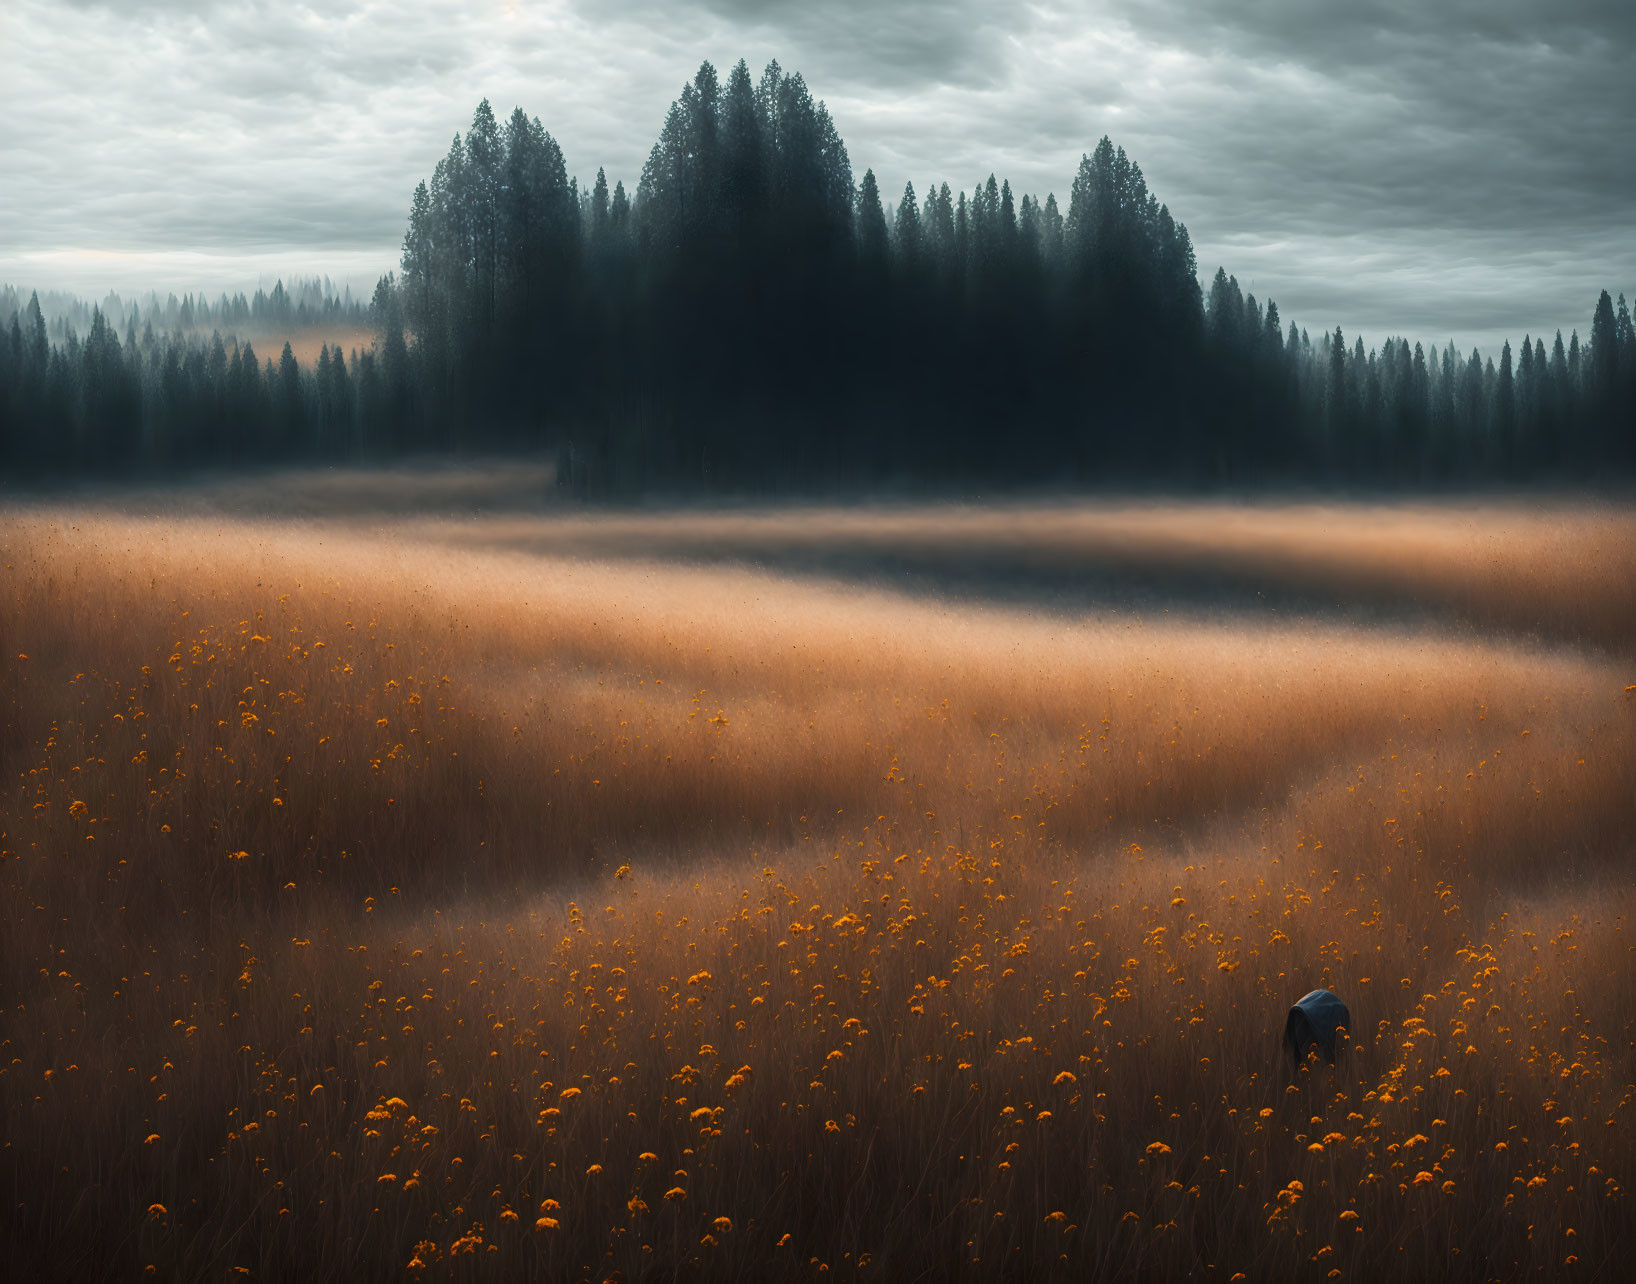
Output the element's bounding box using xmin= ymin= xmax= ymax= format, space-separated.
xmin=1285 ymin=989 xmax=1350 ymax=1069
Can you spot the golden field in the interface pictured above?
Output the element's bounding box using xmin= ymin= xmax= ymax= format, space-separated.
xmin=2 ymin=483 xmax=1633 ymax=1282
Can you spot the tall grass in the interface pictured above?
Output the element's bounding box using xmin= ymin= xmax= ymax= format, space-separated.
xmin=2 ymin=498 xmax=1632 ymax=1282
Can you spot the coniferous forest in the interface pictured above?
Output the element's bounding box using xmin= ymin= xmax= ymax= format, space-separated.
xmin=3 ymin=58 xmax=1634 ymax=489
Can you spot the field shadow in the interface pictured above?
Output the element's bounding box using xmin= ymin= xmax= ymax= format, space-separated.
xmin=435 ymin=521 xmax=1630 ymax=656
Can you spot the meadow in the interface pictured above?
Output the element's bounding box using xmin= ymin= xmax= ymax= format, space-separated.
xmin=2 ymin=481 xmax=1633 ymax=1282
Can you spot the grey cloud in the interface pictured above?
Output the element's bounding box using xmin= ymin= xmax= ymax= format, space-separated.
xmin=58 ymin=0 xmax=221 ymax=11
xmin=1142 ymin=0 xmax=1636 ymax=218
xmin=2 ymin=0 xmax=1630 ymax=352
xmin=574 ymin=0 xmax=1031 ymax=90
xmin=1147 ymin=1 xmax=1635 ymax=64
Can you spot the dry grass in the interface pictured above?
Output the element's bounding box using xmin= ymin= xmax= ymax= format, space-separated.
xmin=2 ymin=493 xmax=1633 ymax=1283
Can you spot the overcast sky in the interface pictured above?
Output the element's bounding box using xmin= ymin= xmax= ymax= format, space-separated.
xmin=2 ymin=0 xmax=1631 ymax=352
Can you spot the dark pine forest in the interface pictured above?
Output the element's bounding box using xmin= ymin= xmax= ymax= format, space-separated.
xmin=3 ymin=59 xmax=1634 ymax=490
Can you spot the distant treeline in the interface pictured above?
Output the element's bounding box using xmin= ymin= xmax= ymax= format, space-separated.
xmin=2 ymin=58 xmax=1634 ymax=486
xmin=0 ymin=295 xmax=393 ymax=469
xmin=0 ymin=277 xmax=365 ymax=348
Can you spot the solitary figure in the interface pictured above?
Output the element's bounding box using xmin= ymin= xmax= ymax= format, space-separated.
xmin=1285 ymin=988 xmax=1350 ymax=1070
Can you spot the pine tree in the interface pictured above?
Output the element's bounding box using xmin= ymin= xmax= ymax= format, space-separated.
xmin=1066 ymin=139 xmax=1116 ymax=265
xmin=1459 ymin=349 xmax=1485 ymax=450
xmin=235 ymin=340 xmax=262 ymax=458
xmin=971 ymin=175 xmax=999 ymax=275
xmin=893 ymin=182 xmax=922 ymax=269
xmin=589 ymin=168 xmax=610 ymax=248
xmin=0 ymin=308 xmax=16 ymax=462
xmin=1567 ymin=329 xmax=1583 ymax=443
xmin=500 ymin=107 xmax=574 ymax=328
xmin=1207 ymin=268 xmax=1243 ymax=348
xmin=997 ymin=179 xmax=1018 ymax=266
xmin=1326 ymin=327 xmax=1347 ymax=455
xmin=278 ymin=341 xmax=302 ymax=451
xmin=24 ymin=292 xmax=47 ymax=377
xmin=718 ymin=60 xmax=763 ymax=250
xmin=1589 ymin=290 xmax=1618 ymax=400
xmin=1549 ymin=330 xmax=1569 ymax=441
xmin=856 ymin=168 xmax=888 ymax=269
xmin=1616 ymin=294 xmax=1636 ymax=460
xmin=465 ymin=99 xmax=504 ymax=330
xmin=688 ymin=61 xmax=722 ymax=217
xmin=1516 ymin=335 xmax=1536 ymax=459
xmin=1039 ymin=194 xmax=1063 ymax=271
xmin=401 ymin=180 xmax=435 ymax=334
xmin=1407 ymin=340 xmax=1429 ymax=465
xmin=316 ymin=344 xmax=333 ymax=448
xmin=1495 ymin=341 xmax=1515 ymax=471
xmin=1264 ymin=300 xmax=1283 ymax=358
xmin=923 ymin=183 xmax=955 ymax=279
xmin=331 ymin=345 xmax=353 ymax=453
xmin=1016 ymin=194 xmax=1040 ymax=272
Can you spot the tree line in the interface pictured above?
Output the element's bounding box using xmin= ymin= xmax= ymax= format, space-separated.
xmin=0 ymin=278 xmax=365 ymax=351
xmin=0 ymin=288 xmax=398 ymax=469
xmin=3 ymin=58 xmax=1633 ymax=487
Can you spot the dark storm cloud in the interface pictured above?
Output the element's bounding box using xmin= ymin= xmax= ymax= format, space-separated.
xmin=2 ymin=0 xmax=1630 ymax=350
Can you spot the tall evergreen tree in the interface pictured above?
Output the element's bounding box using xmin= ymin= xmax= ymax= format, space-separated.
xmin=893 ymin=181 xmax=922 ymax=269
xmin=1495 ymin=341 xmax=1515 ymax=471
xmin=1325 ymin=326 xmax=1348 ymax=455
xmin=1039 ymin=194 xmax=1063 ymax=271
xmin=1589 ymin=289 xmax=1618 ymax=404
xmin=856 ymin=168 xmax=888 ymax=269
